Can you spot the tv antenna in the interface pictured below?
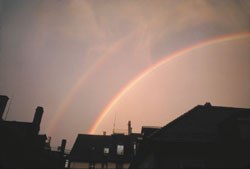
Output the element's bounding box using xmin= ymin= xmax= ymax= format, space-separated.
xmin=113 ymin=112 xmax=117 ymax=134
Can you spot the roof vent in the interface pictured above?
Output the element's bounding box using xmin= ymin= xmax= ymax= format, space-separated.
xmin=204 ymin=102 xmax=212 ymax=107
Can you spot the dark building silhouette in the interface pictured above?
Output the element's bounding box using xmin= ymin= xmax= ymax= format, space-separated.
xmin=69 ymin=122 xmax=141 ymax=169
xmin=129 ymin=103 xmax=250 ymax=169
xmin=0 ymin=95 xmax=67 ymax=169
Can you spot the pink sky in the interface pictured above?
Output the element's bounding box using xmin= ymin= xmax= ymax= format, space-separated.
xmin=0 ymin=0 xmax=249 ymax=149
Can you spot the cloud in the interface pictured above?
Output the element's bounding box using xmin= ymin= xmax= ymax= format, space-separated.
xmin=1 ymin=0 xmax=249 ymax=148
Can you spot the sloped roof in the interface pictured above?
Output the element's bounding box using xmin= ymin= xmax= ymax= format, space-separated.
xmin=151 ymin=103 xmax=250 ymax=142
xmin=141 ymin=126 xmax=161 ymax=138
xmin=70 ymin=134 xmax=138 ymax=162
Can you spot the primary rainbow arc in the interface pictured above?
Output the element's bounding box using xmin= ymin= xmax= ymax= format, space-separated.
xmin=88 ymin=32 xmax=250 ymax=134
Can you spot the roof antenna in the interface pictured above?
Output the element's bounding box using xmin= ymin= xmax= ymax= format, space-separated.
xmin=5 ymin=94 xmax=14 ymax=120
xmin=113 ymin=112 xmax=117 ymax=134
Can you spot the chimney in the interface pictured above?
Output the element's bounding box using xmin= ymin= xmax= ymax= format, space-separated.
xmin=204 ymin=102 xmax=212 ymax=107
xmin=33 ymin=106 xmax=43 ymax=134
xmin=0 ymin=95 xmax=9 ymax=120
xmin=128 ymin=121 xmax=132 ymax=135
xmin=60 ymin=139 xmax=67 ymax=155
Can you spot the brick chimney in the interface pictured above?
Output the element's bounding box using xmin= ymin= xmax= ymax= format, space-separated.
xmin=60 ymin=139 xmax=67 ymax=155
xmin=33 ymin=106 xmax=43 ymax=135
xmin=0 ymin=95 xmax=9 ymax=120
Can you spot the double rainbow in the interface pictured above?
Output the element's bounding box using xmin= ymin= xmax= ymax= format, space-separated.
xmin=45 ymin=32 xmax=250 ymax=136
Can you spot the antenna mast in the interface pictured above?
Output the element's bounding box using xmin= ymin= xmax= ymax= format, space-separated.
xmin=113 ymin=112 xmax=117 ymax=134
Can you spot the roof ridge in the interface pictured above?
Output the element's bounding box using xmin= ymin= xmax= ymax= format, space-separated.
xmin=150 ymin=105 xmax=203 ymax=138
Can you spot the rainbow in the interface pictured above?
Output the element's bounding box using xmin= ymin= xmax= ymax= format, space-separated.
xmin=88 ymin=32 xmax=250 ymax=134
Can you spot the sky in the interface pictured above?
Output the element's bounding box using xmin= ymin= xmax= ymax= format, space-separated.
xmin=0 ymin=0 xmax=250 ymax=149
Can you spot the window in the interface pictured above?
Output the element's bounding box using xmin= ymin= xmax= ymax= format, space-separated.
xmin=133 ymin=143 xmax=136 ymax=155
xmin=116 ymin=163 xmax=123 ymax=169
xmin=104 ymin=147 xmax=109 ymax=154
xmin=64 ymin=159 xmax=69 ymax=168
xmin=117 ymin=145 xmax=124 ymax=155
xmin=102 ymin=162 xmax=108 ymax=169
xmin=89 ymin=162 xmax=95 ymax=169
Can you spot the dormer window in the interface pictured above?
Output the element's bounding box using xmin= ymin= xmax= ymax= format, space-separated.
xmin=117 ymin=145 xmax=124 ymax=155
xmin=104 ymin=147 xmax=109 ymax=154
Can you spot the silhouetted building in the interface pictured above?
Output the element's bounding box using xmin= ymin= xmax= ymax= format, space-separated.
xmin=130 ymin=103 xmax=250 ymax=169
xmin=0 ymin=95 xmax=67 ymax=169
xmin=69 ymin=133 xmax=141 ymax=169
xmin=69 ymin=122 xmax=141 ymax=169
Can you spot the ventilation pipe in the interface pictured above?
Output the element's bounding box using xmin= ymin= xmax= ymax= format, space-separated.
xmin=128 ymin=121 xmax=132 ymax=135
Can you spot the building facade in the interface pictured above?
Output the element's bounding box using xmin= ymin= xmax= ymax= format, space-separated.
xmin=69 ymin=127 xmax=141 ymax=169
xmin=0 ymin=95 xmax=67 ymax=169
